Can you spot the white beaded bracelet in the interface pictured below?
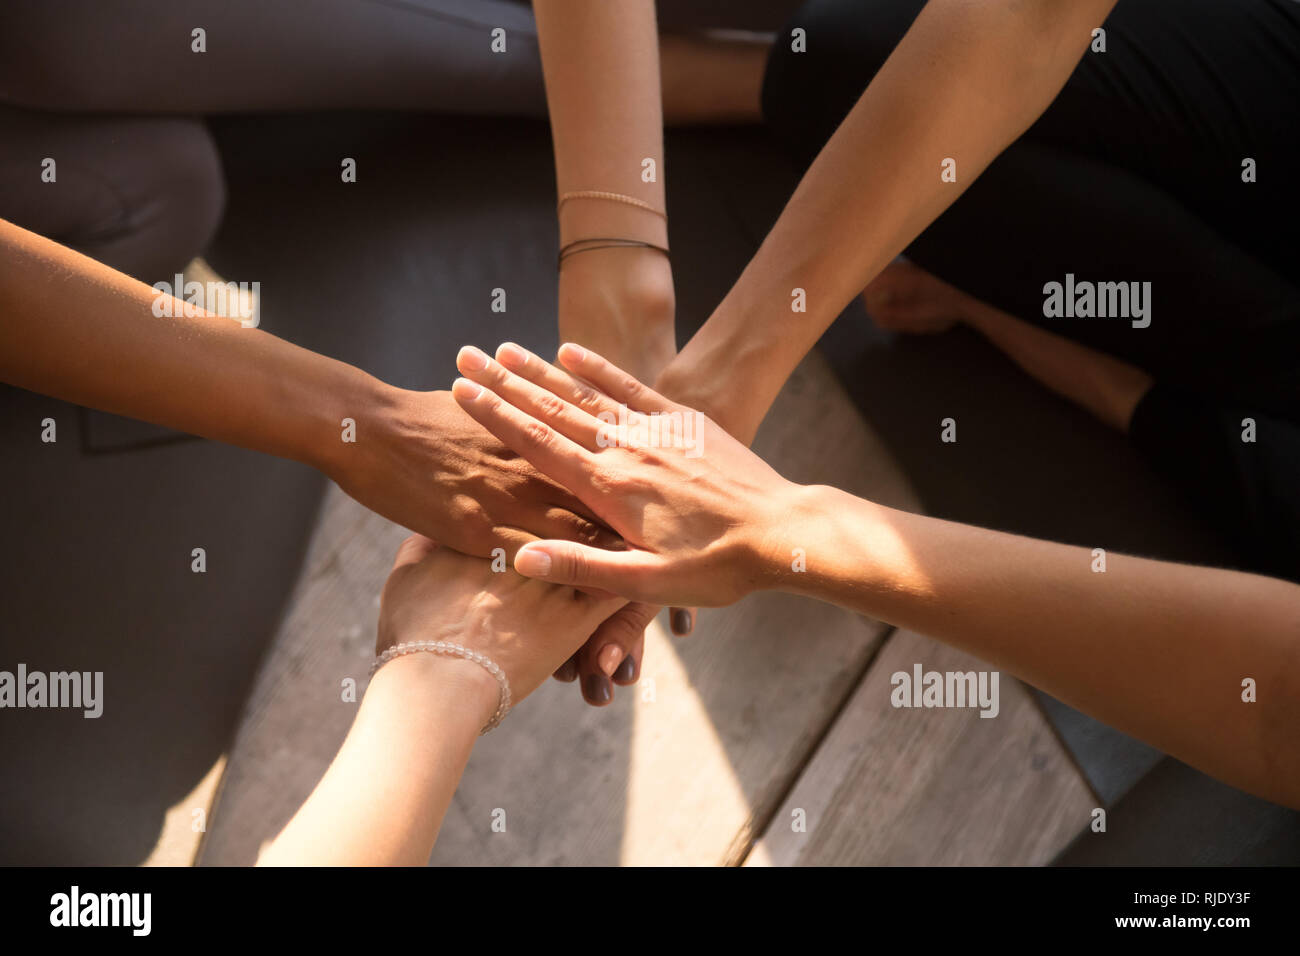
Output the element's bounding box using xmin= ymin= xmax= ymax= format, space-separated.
xmin=370 ymin=640 xmax=512 ymax=734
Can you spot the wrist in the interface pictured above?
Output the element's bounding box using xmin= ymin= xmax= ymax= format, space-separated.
xmin=746 ymin=483 xmax=898 ymax=603
xmin=740 ymin=481 xmax=825 ymax=592
xmin=560 ymin=245 xmax=674 ymax=321
xmin=372 ymin=650 xmax=500 ymax=731
xmin=559 ymin=197 xmax=668 ymax=252
xmin=559 ymin=246 xmax=676 ymax=381
xmin=311 ymin=373 xmax=411 ymax=481
xmin=655 ymin=330 xmax=766 ymax=445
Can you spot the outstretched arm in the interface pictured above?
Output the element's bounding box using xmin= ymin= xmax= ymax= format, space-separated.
xmin=657 ymin=0 xmax=1119 ymax=442
xmin=449 ymin=343 xmax=1300 ymax=810
xmin=0 ymin=218 xmax=607 ymax=555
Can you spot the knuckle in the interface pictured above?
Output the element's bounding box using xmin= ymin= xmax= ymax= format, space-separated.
xmin=522 ymin=419 xmax=553 ymax=450
xmin=572 ymin=380 xmax=602 ymax=411
xmin=605 ymin=613 xmax=645 ymax=643
xmin=586 ymin=466 xmax=621 ymax=496
xmin=448 ymin=494 xmax=487 ymax=528
xmin=620 ymin=373 xmax=646 ymax=400
xmin=533 ymin=391 xmax=566 ymax=421
xmin=567 ymin=517 xmax=607 ymax=548
xmin=563 ymin=545 xmax=590 ymax=585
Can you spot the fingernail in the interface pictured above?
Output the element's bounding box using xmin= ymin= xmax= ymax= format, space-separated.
xmin=554 ymin=656 xmax=578 ymax=682
xmin=558 ymin=342 xmax=586 ymax=364
xmin=597 ymin=644 xmax=623 ymax=677
xmin=451 ymin=378 xmax=481 ymax=401
xmin=515 ymin=546 xmax=551 ymax=577
xmin=671 ymin=609 xmax=693 ymax=636
xmin=497 ymin=342 xmax=527 ymax=368
xmin=458 ymin=345 xmax=489 ymax=371
xmin=583 ymin=673 xmax=612 ymax=705
xmin=613 ymin=654 xmax=638 ymax=683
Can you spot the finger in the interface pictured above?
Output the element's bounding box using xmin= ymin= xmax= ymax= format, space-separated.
xmin=556 ymin=342 xmax=677 ymax=414
xmin=553 ymin=652 xmax=579 ymax=683
xmin=452 ymin=377 xmax=597 ymax=497
xmin=495 ymin=341 xmax=622 ymax=420
xmin=488 ymin=522 xmax=621 ymax=573
xmin=612 ymin=606 xmax=653 ymax=686
xmin=669 ymin=606 xmax=697 ymax=637
xmin=536 ymin=487 xmax=627 ymax=554
xmin=457 ymin=346 xmax=604 ymax=449
xmin=578 ymin=602 xmax=657 ymax=705
xmin=533 ymin=506 xmax=623 ymax=552
xmin=514 ymin=540 xmax=663 ymax=600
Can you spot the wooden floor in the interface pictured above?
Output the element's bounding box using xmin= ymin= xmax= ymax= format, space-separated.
xmin=180 ymin=353 xmax=1096 ymax=866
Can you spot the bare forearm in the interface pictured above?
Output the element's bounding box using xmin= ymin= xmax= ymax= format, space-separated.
xmin=0 ymin=218 xmax=385 ymax=471
xmin=534 ymin=0 xmax=667 ymax=248
xmin=775 ymin=484 xmax=1300 ymax=808
xmin=534 ymin=1 xmax=675 ymax=380
xmin=258 ymin=655 xmax=494 ymax=866
xmin=663 ymin=0 xmax=1117 ymax=440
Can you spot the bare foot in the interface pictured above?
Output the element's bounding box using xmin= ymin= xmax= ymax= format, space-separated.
xmin=862 ymin=259 xmax=977 ymax=334
xmin=865 ymin=259 xmax=1153 ymax=432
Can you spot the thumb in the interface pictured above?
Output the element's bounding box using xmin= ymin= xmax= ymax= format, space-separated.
xmin=514 ymin=540 xmax=661 ymax=598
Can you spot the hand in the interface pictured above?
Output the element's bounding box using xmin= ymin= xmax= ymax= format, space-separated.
xmin=559 ymin=252 xmax=703 ymax=643
xmin=558 ymin=246 xmax=677 ymax=385
xmin=550 ymin=599 xmax=659 ymax=706
xmin=452 ymin=338 xmax=687 ymax=710
xmin=376 ymin=534 xmax=627 ymax=709
xmin=326 ymin=387 xmax=616 ymax=558
xmin=451 ymin=342 xmax=802 ymax=607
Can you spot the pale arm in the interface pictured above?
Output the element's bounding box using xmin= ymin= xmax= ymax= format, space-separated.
xmin=257 ymin=656 xmax=496 ymax=866
xmin=533 ymin=0 xmax=675 ymax=383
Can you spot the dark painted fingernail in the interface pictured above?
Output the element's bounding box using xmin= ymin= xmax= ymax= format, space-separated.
xmin=671 ymin=609 xmax=693 ymax=636
xmin=554 ymin=656 xmax=578 ymax=682
xmin=613 ymin=654 xmax=638 ymax=684
xmin=583 ymin=673 xmax=612 ymax=705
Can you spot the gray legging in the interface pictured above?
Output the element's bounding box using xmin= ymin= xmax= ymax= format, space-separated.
xmin=0 ymin=0 xmax=794 ymax=278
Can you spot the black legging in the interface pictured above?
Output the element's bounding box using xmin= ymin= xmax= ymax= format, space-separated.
xmin=762 ymin=0 xmax=1300 ymax=581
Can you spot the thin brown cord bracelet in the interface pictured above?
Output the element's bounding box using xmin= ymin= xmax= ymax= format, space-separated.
xmin=558 ymin=190 xmax=667 ymax=219
xmin=557 ymin=237 xmax=670 ymax=269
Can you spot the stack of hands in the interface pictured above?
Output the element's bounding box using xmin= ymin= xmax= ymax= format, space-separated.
xmin=261 ymin=341 xmax=820 ymax=865
xmin=368 ymin=338 xmax=791 ymax=715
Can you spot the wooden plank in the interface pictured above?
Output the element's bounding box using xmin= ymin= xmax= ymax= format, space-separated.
xmin=142 ymin=757 xmax=225 ymax=867
xmin=199 ymin=352 xmax=924 ymax=865
xmin=745 ymin=628 xmax=1097 ymax=866
xmin=196 ymin=487 xmax=407 ymax=865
